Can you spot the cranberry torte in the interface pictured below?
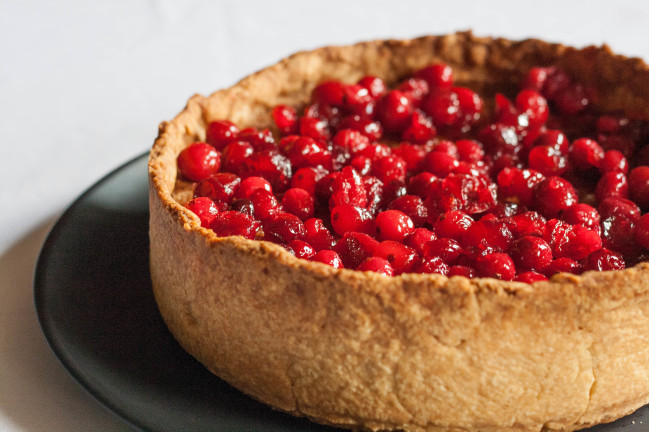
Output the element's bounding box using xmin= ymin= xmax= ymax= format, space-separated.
xmin=148 ymin=32 xmax=649 ymax=431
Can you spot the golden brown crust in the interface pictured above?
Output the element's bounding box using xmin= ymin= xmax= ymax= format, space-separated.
xmin=149 ymin=32 xmax=649 ymax=431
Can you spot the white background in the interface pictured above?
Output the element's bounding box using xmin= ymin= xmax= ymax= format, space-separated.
xmin=1 ymin=1 xmax=649 ymax=430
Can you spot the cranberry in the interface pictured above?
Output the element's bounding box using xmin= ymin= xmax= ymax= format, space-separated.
xmin=375 ymin=210 xmax=415 ymax=242
xmin=448 ymin=265 xmax=477 ymax=277
xmin=434 ymin=210 xmax=474 ymax=241
xmin=282 ymin=188 xmax=315 ymax=221
xmin=375 ymin=90 xmax=413 ymax=133
xmin=387 ymin=195 xmax=428 ymax=227
xmin=230 ymin=199 xmax=255 ymax=216
xmin=264 ymin=212 xmax=306 ymax=245
xmin=332 ymin=129 xmax=370 ymax=154
xmin=357 ymin=76 xmax=387 ymax=99
xmin=570 ymin=138 xmax=604 ymax=171
xmin=206 ymin=120 xmax=239 ymax=150
xmin=599 ymin=150 xmax=628 ymax=174
xmin=312 ymin=81 xmax=345 ymax=106
xmin=475 ymin=252 xmax=516 ymax=280
xmin=533 ymin=176 xmax=578 ymax=218
xmin=272 ymin=105 xmax=298 ymax=135
xmin=287 ymin=240 xmax=316 ymax=260
xmin=595 ymin=172 xmax=628 ymax=202
xmin=633 ymin=214 xmax=649 ymax=249
xmin=299 ymin=117 xmax=330 ymax=142
xmin=554 ymin=83 xmax=590 ymax=115
xmin=561 ymin=203 xmax=601 ymax=232
xmin=423 ymin=238 xmax=463 ymax=265
xmin=508 ymin=211 xmax=547 ymax=237
xmin=339 ymin=115 xmax=383 ymax=141
xmin=194 ymin=172 xmax=241 ymax=205
xmin=408 ymin=172 xmax=438 ymax=197
xmin=356 ymin=257 xmax=394 ymax=276
xmin=415 ymin=64 xmax=454 ymax=90
xmin=402 ymin=111 xmax=436 ymax=143
xmin=372 ymin=241 xmax=418 ymax=275
xmin=456 ymin=139 xmax=484 ymax=163
xmin=221 ymin=140 xmax=254 ymax=174
xmin=404 ymin=228 xmax=437 ymax=256
xmin=534 ymin=130 xmax=570 ymax=154
xmin=240 ymin=151 xmax=291 ymax=192
xmin=601 ymin=214 xmax=640 ymax=256
xmin=564 ymin=225 xmax=603 ymax=260
xmin=414 ymin=257 xmax=450 ymax=275
xmin=582 ymin=248 xmax=625 ymax=272
xmin=597 ymin=197 xmax=641 ymax=221
xmin=283 ymin=136 xmax=331 ymax=170
xmin=478 ymin=123 xmax=519 ymax=156
xmin=185 ymin=197 xmax=220 ymax=227
xmin=497 ymin=168 xmax=545 ymax=207
xmin=177 ymin=142 xmax=221 ymax=182
xmin=237 ymin=176 xmax=272 ymax=200
xmin=334 ymin=232 xmax=379 ymax=269
xmin=303 ymin=218 xmax=335 ymax=251
xmin=343 ymin=84 xmax=374 ymax=116
xmin=514 ymin=272 xmax=548 ymax=283
xmin=510 ymin=236 xmax=552 ymax=272
xmin=528 ymin=145 xmax=568 ymax=176
xmin=392 ymin=143 xmax=426 ymax=173
xmin=372 ymin=155 xmax=407 ymax=184
xmin=310 ymin=250 xmax=343 ymax=268
xmin=239 ymin=128 xmax=276 ymax=152
xmin=423 ymin=87 xmax=482 ymax=130
xmin=461 ymin=219 xmax=513 ymax=252
xmin=629 ymin=166 xmax=649 ymax=210
xmin=423 ymin=151 xmax=459 ymax=177
xmin=210 ymin=211 xmax=260 ymax=239
xmin=249 ymin=188 xmax=281 ymax=221
xmin=330 ymin=204 xmax=374 ymax=236
xmin=544 ymin=257 xmax=581 ymax=276
xmin=329 ymin=166 xmax=367 ymax=209
xmin=515 ymin=89 xmax=549 ymax=128
xmin=291 ymin=166 xmax=329 ymax=196
xmin=544 ymin=219 xmax=574 ymax=258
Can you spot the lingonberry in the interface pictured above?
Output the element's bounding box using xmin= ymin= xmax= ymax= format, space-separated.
xmin=372 ymin=241 xmax=418 ymax=275
xmin=414 ymin=257 xmax=450 ymax=275
xmin=356 ymin=257 xmax=394 ymax=276
xmin=582 ymin=248 xmax=625 ymax=272
xmin=475 ymin=252 xmax=516 ymax=280
xmin=510 ymin=236 xmax=553 ymax=272
xmin=423 ymin=238 xmax=463 ymax=265
xmin=533 ymin=176 xmax=578 ymax=218
xmin=288 ymin=239 xmax=316 ymax=260
xmin=194 ymin=172 xmax=241 ymax=205
xmin=264 ymin=212 xmax=306 ymax=245
xmin=309 ymin=250 xmax=343 ymax=268
xmin=404 ymin=228 xmax=437 ymax=256
xmin=334 ymin=232 xmax=379 ymax=269
xmin=185 ymin=197 xmax=220 ymax=227
xmin=282 ymin=188 xmax=315 ymax=221
xmin=177 ymin=142 xmax=221 ymax=182
xmin=210 ymin=211 xmax=260 ymax=239
xmin=206 ymin=120 xmax=239 ymax=150
xmin=375 ymin=210 xmax=415 ymax=242
xmin=303 ymin=218 xmax=336 ymax=251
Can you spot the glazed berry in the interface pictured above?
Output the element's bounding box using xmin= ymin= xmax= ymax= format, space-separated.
xmin=514 ymin=271 xmax=548 ymax=283
xmin=508 ymin=211 xmax=547 ymax=237
xmin=564 ymin=225 xmax=602 ymax=261
xmin=497 ymin=168 xmax=545 ymax=207
xmin=414 ymin=257 xmax=450 ymax=275
xmin=338 ymin=115 xmax=383 ymax=141
xmin=595 ymin=172 xmax=628 ymax=202
xmin=222 ymin=140 xmax=254 ymax=174
xmin=288 ymin=239 xmax=316 ymax=260
xmin=601 ymin=214 xmax=640 ymax=256
xmin=343 ymin=84 xmax=374 ymax=116
xmin=599 ymin=150 xmax=628 ymax=174
xmin=515 ymin=89 xmax=549 ymax=128
xmin=533 ymin=176 xmax=578 ymax=218
xmin=475 ymin=252 xmax=516 ymax=280
xmin=404 ymin=228 xmax=437 ymax=256
xmin=408 ymin=172 xmax=438 ymax=197
xmin=334 ymin=232 xmax=379 ymax=269
xmin=329 ymin=166 xmax=367 ymax=209
xmin=240 ymin=150 xmax=292 ymax=192
xmin=291 ymin=166 xmax=329 ymax=196
xmin=528 ymin=145 xmax=568 ymax=177
xmin=534 ymin=130 xmax=570 ymax=154
xmin=423 ymin=151 xmax=459 ymax=177
xmin=629 ymin=166 xmax=649 ymax=210
xmin=331 ymin=204 xmax=374 ymax=236
xmin=582 ymin=248 xmax=625 ymax=272
xmin=423 ymin=87 xmax=482 ymax=130
xmin=210 ymin=211 xmax=260 ymax=239
xmin=554 ymin=83 xmax=590 ymax=115
xmin=415 ymin=64 xmax=454 ymax=90
xmin=194 ymin=172 xmax=241 ymax=204
xmin=510 ymin=236 xmax=552 ymax=272
xmin=570 ymin=138 xmax=604 ymax=171
xmin=272 ymin=105 xmax=298 ymax=135
xmin=372 ymin=155 xmax=407 ymax=184
xmin=238 ymin=128 xmax=276 ymax=152
xmin=264 ymin=212 xmax=306 ymax=245
xmin=375 ymin=210 xmax=415 ymax=242
xmin=249 ymin=188 xmax=281 ymax=221
xmin=388 ymin=195 xmax=428 ymax=227
xmin=455 ymin=139 xmax=484 ymax=163
xmin=237 ymin=176 xmax=272 ymax=200
xmin=309 ymin=250 xmax=343 ymax=268
xmin=375 ymin=90 xmax=413 ymax=133
xmin=372 ymin=241 xmax=418 ymax=275
xmin=303 ymin=218 xmax=336 ymax=251
xmin=402 ymin=111 xmax=436 ymax=143
xmin=283 ymin=136 xmax=332 ymax=169
xmin=633 ymin=214 xmax=649 ymax=249
xmin=312 ymin=81 xmax=345 ymax=106
xmin=544 ymin=257 xmax=581 ymax=276
xmin=356 ymin=257 xmax=394 ymax=276
xmin=206 ymin=120 xmax=239 ymax=149
xmin=461 ymin=219 xmax=513 ymax=252
xmin=231 ymin=199 xmax=255 ymax=216
xmin=177 ymin=142 xmax=222 ymax=182
xmin=423 ymin=238 xmax=463 ymax=265
xmin=597 ymin=197 xmax=640 ymax=221
xmin=357 ymin=76 xmax=387 ymax=99
xmin=434 ymin=210 xmax=474 ymax=241
xmin=448 ymin=265 xmax=477 ymax=278
xmin=282 ymin=188 xmax=315 ymax=221
xmin=185 ymin=197 xmax=220 ymax=227
xmin=560 ymin=204 xmax=600 ymax=232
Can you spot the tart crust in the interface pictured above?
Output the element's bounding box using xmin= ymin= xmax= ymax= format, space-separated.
xmin=148 ymin=32 xmax=649 ymax=431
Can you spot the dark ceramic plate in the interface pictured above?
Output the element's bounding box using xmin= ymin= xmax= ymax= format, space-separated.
xmin=34 ymin=153 xmax=648 ymax=431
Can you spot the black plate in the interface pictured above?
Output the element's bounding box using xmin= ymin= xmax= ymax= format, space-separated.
xmin=34 ymin=153 xmax=649 ymax=432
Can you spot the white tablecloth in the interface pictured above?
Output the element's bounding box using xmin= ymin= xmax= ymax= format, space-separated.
xmin=2 ymin=1 xmax=649 ymax=430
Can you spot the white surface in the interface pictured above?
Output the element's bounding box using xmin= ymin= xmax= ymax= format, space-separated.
xmin=2 ymin=1 xmax=649 ymax=430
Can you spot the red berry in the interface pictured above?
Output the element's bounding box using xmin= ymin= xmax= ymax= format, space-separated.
xmin=414 ymin=257 xmax=450 ymax=275
xmin=291 ymin=166 xmax=329 ymax=196
xmin=402 ymin=110 xmax=436 ymax=143
xmin=237 ymin=176 xmax=272 ymax=200
xmin=534 ymin=130 xmax=570 ymax=154
xmin=282 ymin=188 xmax=315 ymax=221
xmin=601 ymin=214 xmax=640 ymax=256
xmin=310 ymin=250 xmax=343 ymax=268
xmin=194 ymin=172 xmax=241 ymax=205
xmin=564 ymin=225 xmax=603 ymax=261
xmin=356 ymin=257 xmax=394 ymax=276
xmin=177 ymin=142 xmax=221 ymax=182
xmin=597 ymin=197 xmax=640 ymax=221
xmin=570 ymin=138 xmax=604 ymax=171
xmin=372 ymin=241 xmax=418 ymax=275
xmin=249 ymin=188 xmax=280 ymax=221
xmin=528 ymin=145 xmax=568 ymax=176
xmin=634 ymin=214 xmax=649 ymax=249
xmin=210 ymin=211 xmax=260 ymax=239
xmin=508 ymin=211 xmax=547 ymax=238
xmin=330 ymin=204 xmax=374 ymax=236
xmin=475 ymin=252 xmax=516 ymax=280
xmin=357 ymin=76 xmax=387 ymax=99
xmin=240 ymin=151 xmax=292 ymax=192
xmin=595 ymin=172 xmax=628 ymax=202
xmin=264 ymin=212 xmax=306 ymax=245
xmin=184 ymin=197 xmax=220 ymax=227
xmin=599 ymin=150 xmax=628 ymax=174
xmin=533 ymin=176 xmax=578 ymax=218
xmin=206 ymin=120 xmax=239 ymax=150
xmin=455 ymin=139 xmax=484 ymax=163
xmin=329 ymin=166 xmax=368 ymax=209
xmin=334 ymin=232 xmax=379 ymax=269
xmin=303 ymin=218 xmax=335 ymax=251
xmin=544 ymin=257 xmax=581 ymax=276
xmin=515 ymin=89 xmax=549 ymax=128
xmin=423 ymin=151 xmax=459 ymax=177
xmin=221 ymin=140 xmax=254 ymax=174
xmin=423 ymin=238 xmax=463 ymax=265
xmin=312 ymin=81 xmax=345 ymax=106
xmin=448 ymin=265 xmax=477 ymax=278
xmin=497 ymin=168 xmax=545 ymax=208
xmin=561 ymin=203 xmax=601 ymax=232
xmin=238 ymin=128 xmax=276 ymax=152
xmin=461 ymin=219 xmax=513 ymax=252
xmin=288 ymin=239 xmax=316 ymax=260
xmin=510 ymin=236 xmax=552 ymax=272
xmin=375 ymin=210 xmax=415 ymax=242
xmin=629 ymin=166 xmax=649 ymax=210
xmin=372 ymin=155 xmax=407 ymax=184
xmin=272 ymin=105 xmax=298 ymax=135
xmin=375 ymin=90 xmax=413 ymax=133
xmin=514 ymin=271 xmax=548 ymax=283
xmin=434 ymin=210 xmax=474 ymax=241
xmin=388 ymin=195 xmax=428 ymax=227
xmin=404 ymin=228 xmax=437 ymax=256
xmin=582 ymin=248 xmax=625 ymax=272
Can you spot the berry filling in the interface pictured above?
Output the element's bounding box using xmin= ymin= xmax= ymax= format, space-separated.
xmin=176 ymin=63 xmax=649 ymax=282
